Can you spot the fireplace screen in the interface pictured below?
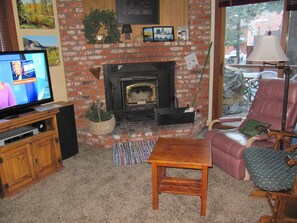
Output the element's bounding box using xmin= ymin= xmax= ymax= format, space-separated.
xmin=121 ymin=77 xmax=158 ymax=111
xmin=103 ymin=61 xmax=175 ymax=122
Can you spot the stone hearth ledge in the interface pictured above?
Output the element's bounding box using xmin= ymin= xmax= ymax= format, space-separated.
xmin=77 ymin=113 xmax=206 ymax=148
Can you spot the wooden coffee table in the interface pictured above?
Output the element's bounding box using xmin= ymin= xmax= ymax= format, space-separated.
xmin=147 ymin=137 xmax=212 ymax=216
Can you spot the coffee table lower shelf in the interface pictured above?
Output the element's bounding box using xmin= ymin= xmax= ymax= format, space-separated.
xmin=160 ymin=176 xmax=202 ymax=196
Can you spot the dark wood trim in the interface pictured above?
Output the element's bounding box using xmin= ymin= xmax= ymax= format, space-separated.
xmin=219 ymin=0 xmax=279 ymax=7
xmin=219 ymin=0 xmax=297 ymax=11
xmin=281 ymin=0 xmax=290 ymax=64
xmin=212 ymin=0 xmax=225 ymax=120
xmin=286 ymin=0 xmax=297 ymax=10
xmin=225 ymin=64 xmax=297 ymax=70
xmin=5 ymin=0 xmax=19 ymax=50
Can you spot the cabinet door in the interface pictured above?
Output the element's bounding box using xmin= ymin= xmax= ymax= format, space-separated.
xmin=31 ymin=135 xmax=59 ymax=179
xmin=0 ymin=144 xmax=36 ymax=196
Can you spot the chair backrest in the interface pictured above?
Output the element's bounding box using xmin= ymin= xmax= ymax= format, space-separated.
xmin=240 ymin=78 xmax=297 ymax=133
xmin=258 ymin=70 xmax=278 ymax=79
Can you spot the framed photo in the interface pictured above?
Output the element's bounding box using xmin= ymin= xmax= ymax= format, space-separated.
xmin=153 ymin=26 xmax=174 ymax=42
xmin=116 ymin=0 xmax=160 ymax=24
xmin=177 ymin=26 xmax=189 ymax=41
xmin=143 ymin=27 xmax=154 ymax=42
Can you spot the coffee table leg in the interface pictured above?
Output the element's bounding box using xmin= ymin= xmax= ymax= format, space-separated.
xmin=152 ymin=163 xmax=159 ymax=209
xmin=158 ymin=167 xmax=165 ymax=193
xmin=200 ymin=166 xmax=208 ymax=216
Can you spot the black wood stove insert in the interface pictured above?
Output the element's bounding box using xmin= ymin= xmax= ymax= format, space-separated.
xmin=103 ymin=61 xmax=175 ymax=122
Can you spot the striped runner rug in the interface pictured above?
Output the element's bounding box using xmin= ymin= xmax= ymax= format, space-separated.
xmin=113 ymin=140 xmax=157 ymax=166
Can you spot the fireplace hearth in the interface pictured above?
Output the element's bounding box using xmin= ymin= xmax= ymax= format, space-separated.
xmin=103 ymin=61 xmax=175 ymax=122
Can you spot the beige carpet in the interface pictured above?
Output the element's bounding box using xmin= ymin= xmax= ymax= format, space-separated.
xmin=0 ymin=143 xmax=270 ymax=223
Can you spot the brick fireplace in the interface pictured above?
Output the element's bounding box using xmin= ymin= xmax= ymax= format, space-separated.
xmin=56 ymin=0 xmax=211 ymax=148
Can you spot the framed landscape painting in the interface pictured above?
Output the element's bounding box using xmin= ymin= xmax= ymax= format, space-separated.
xmin=17 ymin=0 xmax=55 ymax=29
xmin=22 ymin=35 xmax=60 ymax=66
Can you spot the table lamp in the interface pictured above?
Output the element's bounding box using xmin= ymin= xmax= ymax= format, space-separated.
xmin=247 ymin=34 xmax=292 ymax=141
xmin=122 ymin=24 xmax=132 ymax=40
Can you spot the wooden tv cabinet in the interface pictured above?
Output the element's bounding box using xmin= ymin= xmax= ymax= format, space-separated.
xmin=0 ymin=106 xmax=63 ymax=199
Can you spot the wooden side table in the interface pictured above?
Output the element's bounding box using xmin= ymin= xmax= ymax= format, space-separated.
xmin=147 ymin=137 xmax=212 ymax=216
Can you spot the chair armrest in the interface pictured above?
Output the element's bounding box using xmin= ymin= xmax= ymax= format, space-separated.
xmin=208 ymin=117 xmax=244 ymax=130
xmin=285 ymin=154 xmax=297 ymax=166
xmin=267 ymin=130 xmax=297 ymax=151
xmin=248 ymin=130 xmax=297 ymax=151
xmin=246 ymin=134 xmax=271 ymax=147
xmin=267 ymin=130 xmax=297 ymax=138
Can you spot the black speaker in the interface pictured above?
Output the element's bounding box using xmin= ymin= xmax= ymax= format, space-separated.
xmin=56 ymin=103 xmax=79 ymax=160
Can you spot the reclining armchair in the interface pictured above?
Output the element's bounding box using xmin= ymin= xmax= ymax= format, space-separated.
xmin=205 ymin=78 xmax=297 ymax=180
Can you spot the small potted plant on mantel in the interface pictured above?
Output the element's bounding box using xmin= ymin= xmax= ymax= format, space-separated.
xmin=85 ymin=100 xmax=116 ymax=135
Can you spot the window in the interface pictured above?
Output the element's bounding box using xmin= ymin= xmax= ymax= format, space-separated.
xmin=212 ymin=0 xmax=296 ymax=119
xmin=224 ymin=1 xmax=283 ymax=67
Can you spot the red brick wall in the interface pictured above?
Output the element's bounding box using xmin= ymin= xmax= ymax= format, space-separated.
xmin=56 ymin=0 xmax=211 ymax=143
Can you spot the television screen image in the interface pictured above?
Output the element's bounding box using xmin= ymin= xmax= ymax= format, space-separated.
xmin=11 ymin=60 xmax=37 ymax=84
xmin=0 ymin=50 xmax=54 ymax=118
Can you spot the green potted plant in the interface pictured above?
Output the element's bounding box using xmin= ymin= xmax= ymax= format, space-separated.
xmin=85 ymin=100 xmax=116 ymax=135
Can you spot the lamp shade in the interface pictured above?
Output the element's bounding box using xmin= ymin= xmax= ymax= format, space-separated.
xmin=121 ymin=24 xmax=132 ymax=34
xmin=247 ymin=35 xmax=289 ymax=62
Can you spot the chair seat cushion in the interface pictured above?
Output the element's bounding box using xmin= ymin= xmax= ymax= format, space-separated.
xmin=243 ymin=147 xmax=297 ymax=191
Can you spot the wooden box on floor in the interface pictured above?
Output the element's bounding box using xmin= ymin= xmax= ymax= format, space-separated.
xmin=154 ymin=107 xmax=195 ymax=125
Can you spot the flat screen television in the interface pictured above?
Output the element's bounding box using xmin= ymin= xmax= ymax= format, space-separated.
xmin=0 ymin=50 xmax=54 ymax=119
